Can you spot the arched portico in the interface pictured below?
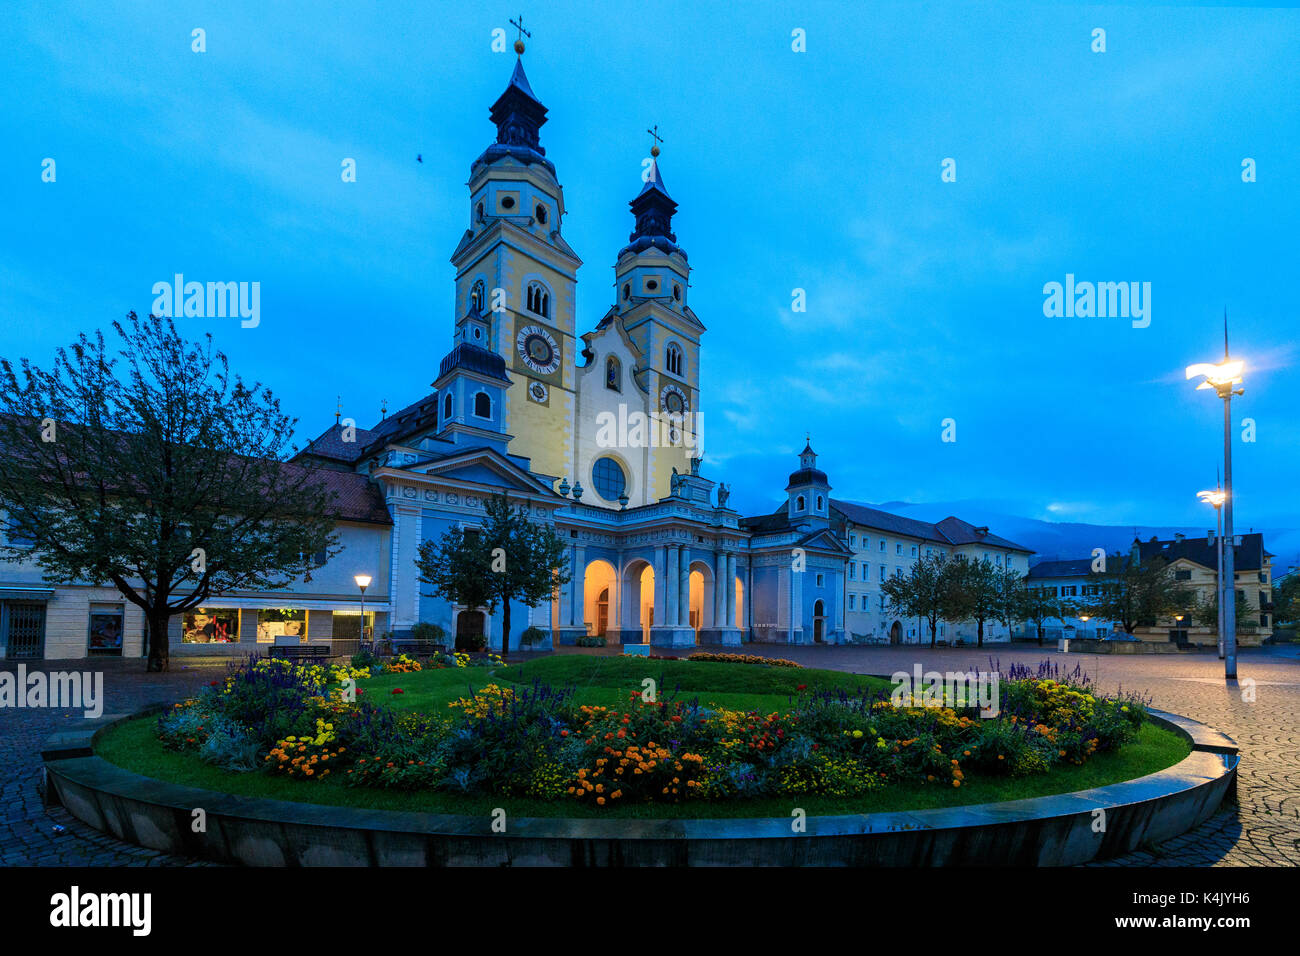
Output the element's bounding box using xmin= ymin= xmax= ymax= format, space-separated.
xmin=584 ymin=559 xmax=618 ymax=643
xmin=689 ymin=560 xmax=715 ymax=640
xmin=620 ymin=559 xmax=655 ymax=644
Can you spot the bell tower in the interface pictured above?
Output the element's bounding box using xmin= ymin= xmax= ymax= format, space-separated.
xmin=449 ymin=24 xmax=580 ymax=485
xmin=611 ymin=134 xmax=705 ymax=500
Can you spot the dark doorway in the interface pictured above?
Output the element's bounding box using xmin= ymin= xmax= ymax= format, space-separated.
xmin=813 ymin=600 xmax=825 ymax=643
xmin=889 ymin=621 xmax=902 ymax=645
xmin=596 ymin=588 xmax=609 ymax=638
xmin=455 ymin=610 xmax=486 ymax=650
xmin=3 ymin=603 xmax=47 ymax=660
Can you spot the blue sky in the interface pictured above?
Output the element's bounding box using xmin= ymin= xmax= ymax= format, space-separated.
xmin=2 ymin=1 xmax=1296 ymax=539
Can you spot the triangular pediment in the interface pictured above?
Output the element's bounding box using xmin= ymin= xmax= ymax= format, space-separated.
xmin=401 ymin=447 xmax=558 ymax=497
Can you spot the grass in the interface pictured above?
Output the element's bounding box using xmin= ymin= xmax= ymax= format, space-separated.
xmin=94 ymin=656 xmax=1192 ymax=819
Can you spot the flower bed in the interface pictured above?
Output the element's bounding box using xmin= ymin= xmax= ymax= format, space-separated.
xmin=154 ymin=657 xmax=1152 ymax=808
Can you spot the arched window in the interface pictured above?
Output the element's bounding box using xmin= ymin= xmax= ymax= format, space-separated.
xmin=795 ymin=495 xmax=806 ymax=512
xmin=470 ymin=279 xmax=485 ymax=314
xmin=535 ymin=203 xmax=548 ymax=225
xmin=443 ymin=393 xmax=453 ymax=421
xmin=622 ymin=283 xmax=630 ymax=301
xmin=473 ymin=391 xmax=491 ymax=418
xmin=475 ymin=201 xmax=484 ymax=222
xmin=605 ymin=356 xmax=621 ymax=391
xmin=526 ymin=281 xmax=550 ymax=318
xmin=665 ymin=342 xmax=683 ymax=377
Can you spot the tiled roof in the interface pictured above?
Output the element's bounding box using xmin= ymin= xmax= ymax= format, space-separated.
xmin=831 ymin=500 xmax=946 ymax=543
xmin=300 ymin=423 xmax=378 ymax=464
xmin=313 ymin=468 xmax=391 ymax=525
xmin=932 ymin=515 xmax=1033 ymax=553
xmin=437 ymin=342 xmax=511 ymax=383
xmin=1137 ymin=533 xmax=1268 ymax=573
xmin=1026 ymin=558 xmax=1098 ymax=579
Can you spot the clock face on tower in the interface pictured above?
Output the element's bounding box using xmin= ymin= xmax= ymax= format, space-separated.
xmin=516 ymin=325 xmax=561 ymax=377
xmin=660 ymin=383 xmax=688 ymax=415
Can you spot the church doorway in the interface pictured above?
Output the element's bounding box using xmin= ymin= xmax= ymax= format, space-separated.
xmin=456 ymin=610 xmax=486 ymax=650
xmin=813 ymin=600 xmax=825 ymax=643
xmin=889 ymin=620 xmax=902 ymax=645
xmin=595 ymin=588 xmax=610 ymax=638
xmin=583 ymin=560 xmax=617 ymax=642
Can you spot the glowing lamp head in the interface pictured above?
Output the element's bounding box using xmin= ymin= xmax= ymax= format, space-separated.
xmin=354 ymin=574 xmax=372 ymax=590
xmin=1185 ymin=359 xmax=1244 ymax=390
xmin=1197 ymin=489 xmax=1227 ymax=507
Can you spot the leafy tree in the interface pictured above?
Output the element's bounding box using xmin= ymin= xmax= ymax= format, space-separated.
xmin=0 ymin=313 xmax=338 ymax=671
xmin=1191 ymin=588 xmax=1254 ymax=634
xmin=993 ymin=567 xmax=1027 ymax=642
xmin=944 ymin=555 xmax=1002 ymax=647
xmin=415 ymin=492 xmax=571 ymax=660
xmin=1082 ymin=553 xmax=1194 ymax=634
xmin=880 ymin=552 xmax=949 ymax=646
xmin=1020 ymin=585 xmax=1070 ymax=645
xmin=1271 ymin=574 xmax=1298 ymax=626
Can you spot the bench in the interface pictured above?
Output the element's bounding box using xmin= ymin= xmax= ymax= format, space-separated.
xmin=267 ymin=644 xmax=332 ymax=665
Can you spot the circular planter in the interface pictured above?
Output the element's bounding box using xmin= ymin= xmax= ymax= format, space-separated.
xmin=43 ymin=707 xmax=1237 ymax=867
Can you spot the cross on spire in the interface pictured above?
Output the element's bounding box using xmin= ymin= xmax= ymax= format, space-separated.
xmin=510 ymin=14 xmax=531 ymax=53
xmin=647 ymin=124 xmax=663 ymax=157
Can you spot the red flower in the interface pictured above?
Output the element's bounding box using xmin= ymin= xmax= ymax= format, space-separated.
xmin=391 ymin=687 xmax=404 ymax=695
xmin=796 ymin=684 xmax=807 ymax=691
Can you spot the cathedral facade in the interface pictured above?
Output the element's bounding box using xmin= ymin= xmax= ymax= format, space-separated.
xmin=0 ymin=49 xmax=1030 ymax=661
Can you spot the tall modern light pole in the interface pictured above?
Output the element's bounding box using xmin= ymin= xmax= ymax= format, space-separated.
xmin=1186 ymin=322 xmax=1244 ymax=680
xmin=1197 ymin=485 xmax=1227 ymax=659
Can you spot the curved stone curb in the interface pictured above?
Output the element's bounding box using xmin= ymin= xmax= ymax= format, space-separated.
xmin=43 ymin=708 xmax=1238 ymax=867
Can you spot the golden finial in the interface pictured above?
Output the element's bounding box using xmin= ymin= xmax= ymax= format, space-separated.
xmin=648 ymin=124 xmax=663 ymax=158
xmin=510 ymin=15 xmax=530 ymax=54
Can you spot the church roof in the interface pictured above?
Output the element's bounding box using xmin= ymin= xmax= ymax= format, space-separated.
xmin=786 ymin=467 xmax=829 ymax=489
xmin=437 ymin=342 xmax=511 ymax=384
xmin=475 ymin=56 xmax=555 ymax=176
xmin=620 ymin=158 xmax=684 ymax=260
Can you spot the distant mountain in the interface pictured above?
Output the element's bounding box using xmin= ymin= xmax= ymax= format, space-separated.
xmin=855 ymin=499 xmax=1300 ymax=571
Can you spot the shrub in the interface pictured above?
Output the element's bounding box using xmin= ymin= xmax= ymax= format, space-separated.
xmin=521 ymin=626 xmax=547 ymax=646
xmin=409 ymin=622 xmax=447 ymax=645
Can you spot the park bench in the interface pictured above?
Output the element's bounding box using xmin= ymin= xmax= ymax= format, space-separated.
xmin=267 ymin=644 xmax=332 ymax=665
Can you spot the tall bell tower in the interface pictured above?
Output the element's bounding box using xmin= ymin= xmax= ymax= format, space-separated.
xmin=449 ymin=25 xmax=580 ymax=484
xmin=610 ymin=136 xmax=705 ymax=500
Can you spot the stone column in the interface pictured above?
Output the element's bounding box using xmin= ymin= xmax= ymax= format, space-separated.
xmin=665 ymin=545 xmax=678 ymax=628
xmin=653 ymin=545 xmax=668 ymax=625
xmin=571 ymin=545 xmax=586 ymax=629
xmin=677 ymin=546 xmax=691 ymax=627
xmin=725 ymin=552 xmax=737 ymax=627
xmin=713 ymin=551 xmax=726 ymax=628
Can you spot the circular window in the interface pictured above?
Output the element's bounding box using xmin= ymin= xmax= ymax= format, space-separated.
xmin=646 ymin=278 xmax=659 ymax=291
xmin=500 ymin=195 xmax=516 ymax=210
xmin=592 ymin=456 xmax=627 ymax=502
xmin=535 ymin=204 xmax=548 ymax=224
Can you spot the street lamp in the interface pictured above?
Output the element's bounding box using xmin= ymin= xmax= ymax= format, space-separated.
xmin=354 ymin=574 xmax=372 ymax=651
xmin=1197 ymin=487 xmax=1227 ymax=660
xmin=1186 ymin=340 xmax=1244 ymax=680
xmin=1079 ymin=614 xmax=1090 ymax=638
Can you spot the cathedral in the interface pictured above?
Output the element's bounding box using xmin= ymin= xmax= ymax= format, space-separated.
xmin=0 ymin=44 xmax=1030 ymax=661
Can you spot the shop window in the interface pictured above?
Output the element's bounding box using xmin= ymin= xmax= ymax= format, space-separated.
xmin=183 ymin=607 xmax=241 ymax=644
xmin=257 ymin=608 xmax=308 ymax=644
xmin=87 ymin=604 xmax=124 ymax=656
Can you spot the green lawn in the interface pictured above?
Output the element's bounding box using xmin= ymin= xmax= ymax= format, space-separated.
xmin=95 ymin=657 xmax=1192 ymax=819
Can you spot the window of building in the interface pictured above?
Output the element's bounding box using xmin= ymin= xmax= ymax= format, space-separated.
xmin=622 ymin=283 xmax=630 ymax=301
xmin=331 ymin=610 xmax=374 ymax=643
xmin=312 ymin=548 xmax=327 ymax=567
xmin=816 ymin=495 xmax=824 ymax=511
xmin=1174 ymin=570 xmax=1192 ymax=580
xmin=470 ymin=279 xmax=485 ymax=313
xmin=87 ymin=603 xmax=124 ymax=656
xmin=665 ymin=342 xmax=683 ymax=376
xmin=606 ymin=356 xmax=621 ymax=391
xmin=500 ymin=194 xmax=516 ymax=210
xmin=592 ymin=456 xmax=627 ymax=502
xmin=1062 ymin=585 xmax=1078 ymax=597
xmin=257 ymin=608 xmax=308 ymax=644
xmin=850 ymin=534 xmax=857 ymax=548
xmin=183 ymin=607 xmax=241 ymax=645
xmin=815 ymin=573 xmax=824 ymax=587
xmin=535 ymin=203 xmax=548 ymax=225
xmin=646 ymin=277 xmax=659 ymax=292
xmin=849 ymin=563 xmax=856 ymax=580
xmin=475 ymin=201 xmax=484 ymax=222
xmin=848 ymin=594 xmax=855 ymax=610
xmin=5 ymin=513 xmax=35 ymax=548
xmin=673 ymin=283 xmax=681 ymax=301
xmin=879 ymin=565 xmax=887 ymax=581
xmin=443 ymin=393 xmax=453 ymax=421
xmin=795 ymin=495 xmax=805 ymax=512
xmin=911 ymin=545 xmax=918 ymax=557
xmin=879 ymin=540 xmax=886 ymax=553
xmin=895 ymin=543 xmax=903 ymax=555
xmin=526 ymin=281 xmax=550 ymax=318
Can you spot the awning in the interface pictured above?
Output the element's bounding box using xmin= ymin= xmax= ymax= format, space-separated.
xmin=0 ymin=586 xmax=55 ymax=601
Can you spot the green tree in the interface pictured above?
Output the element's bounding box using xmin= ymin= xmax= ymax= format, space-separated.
xmin=415 ymin=492 xmax=571 ymax=660
xmin=945 ymin=555 xmax=1002 ymax=647
xmin=0 ymin=313 xmax=337 ymax=671
xmin=1021 ymin=586 xmax=1069 ymax=645
xmin=993 ymin=567 xmax=1027 ymax=643
xmin=1083 ymin=553 xmax=1194 ymax=634
xmin=880 ymin=552 xmax=949 ymax=646
xmin=1271 ymin=574 xmax=1298 ymax=626
xmin=1191 ymin=588 xmax=1254 ymax=634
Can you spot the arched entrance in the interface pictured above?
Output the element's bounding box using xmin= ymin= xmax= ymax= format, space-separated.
xmin=889 ymin=620 xmax=902 ymax=645
xmin=734 ymin=576 xmax=745 ymax=632
xmin=621 ymin=559 xmax=655 ymax=643
xmin=813 ymin=599 xmax=826 ymax=643
xmin=583 ymin=560 xmax=618 ymax=642
xmin=689 ymin=560 xmax=714 ymax=642
xmin=456 ymin=610 xmax=486 ymax=650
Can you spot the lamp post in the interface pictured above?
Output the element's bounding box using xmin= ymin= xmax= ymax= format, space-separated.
xmin=1197 ymin=488 xmax=1227 ymax=659
xmin=1186 ymin=341 xmax=1243 ymax=680
xmin=1174 ymin=613 xmax=1185 ymax=646
xmin=354 ymin=574 xmax=372 ymax=652
xmin=1079 ymin=614 xmax=1090 ymax=639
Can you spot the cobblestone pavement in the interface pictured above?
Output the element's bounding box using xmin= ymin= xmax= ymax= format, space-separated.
xmin=3 ymin=645 xmax=1295 ymax=866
